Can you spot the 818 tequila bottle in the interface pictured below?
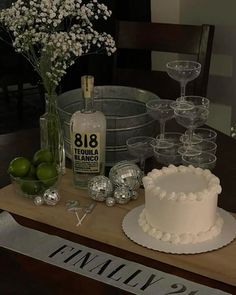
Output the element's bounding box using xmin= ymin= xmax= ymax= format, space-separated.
xmin=70 ymin=75 xmax=106 ymax=188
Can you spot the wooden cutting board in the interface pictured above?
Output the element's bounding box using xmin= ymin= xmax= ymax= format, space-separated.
xmin=0 ymin=169 xmax=235 ymax=286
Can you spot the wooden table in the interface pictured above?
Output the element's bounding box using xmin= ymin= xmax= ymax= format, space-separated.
xmin=0 ymin=128 xmax=236 ymax=294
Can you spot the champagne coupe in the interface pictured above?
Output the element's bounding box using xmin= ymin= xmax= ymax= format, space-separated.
xmin=182 ymin=152 xmax=217 ymax=171
xmin=146 ymin=99 xmax=175 ymax=148
xmin=174 ymin=106 xmax=209 ymax=156
xmin=176 ymin=96 xmax=210 ymax=144
xmin=153 ymin=132 xmax=183 ymax=165
xmin=166 ymin=60 xmax=201 ymax=99
xmin=190 ymin=140 xmax=217 ymax=155
xmin=126 ymin=136 xmax=154 ymax=175
xmin=176 ymin=95 xmax=210 ymax=109
xmin=189 ymin=128 xmax=217 ymax=143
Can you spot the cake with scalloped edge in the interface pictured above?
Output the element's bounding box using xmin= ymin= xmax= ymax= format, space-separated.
xmin=139 ymin=165 xmax=223 ymax=244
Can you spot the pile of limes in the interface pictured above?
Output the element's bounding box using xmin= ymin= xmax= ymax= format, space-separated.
xmin=8 ymin=149 xmax=58 ymax=196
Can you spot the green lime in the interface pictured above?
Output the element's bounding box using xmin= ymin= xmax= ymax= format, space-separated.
xmin=36 ymin=162 xmax=58 ymax=186
xmin=33 ymin=149 xmax=53 ymax=166
xmin=21 ymin=179 xmax=41 ymax=196
xmin=8 ymin=157 xmax=31 ymax=177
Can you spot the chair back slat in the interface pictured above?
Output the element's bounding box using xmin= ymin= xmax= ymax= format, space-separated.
xmin=118 ymin=22 xmax=202 ymax=54
xmin=113 ymin=21 xmax=215 ymax=99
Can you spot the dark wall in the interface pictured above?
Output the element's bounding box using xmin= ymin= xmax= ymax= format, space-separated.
xmin=116 ymin=0 xmax=151 ymax=21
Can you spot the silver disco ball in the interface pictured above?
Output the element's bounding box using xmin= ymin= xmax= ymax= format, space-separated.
xmin=88 ymin=175 xmax=113 ymax=202
xmin=43 ymin=188 xmax=60 ymax=206
xmin=109 ymin=161 xmax=142 ymax=190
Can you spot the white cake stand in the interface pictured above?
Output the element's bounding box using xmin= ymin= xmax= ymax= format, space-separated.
xmin=122 ymin=205 xmax=236 ymax=254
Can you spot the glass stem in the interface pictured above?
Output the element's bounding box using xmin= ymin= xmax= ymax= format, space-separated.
xmin=188 ymin=127 xmax=194 ymax=146
xmin=140 ymin=157 xmax=146 ymax=174
xmin=159 ymin=121 xmax=166 ymax=140
xmin=180 ymin=82 xmax=186 ymax=99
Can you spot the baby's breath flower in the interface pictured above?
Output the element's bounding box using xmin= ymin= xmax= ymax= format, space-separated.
xmin=0 ymin=0 xmax=116 ymax=94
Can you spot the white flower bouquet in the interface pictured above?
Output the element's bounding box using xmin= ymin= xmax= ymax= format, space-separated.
xmin=0 ymin=0 xmax=116 ymax=95
xmin=0 ymin=0 xmax=116 ymax=174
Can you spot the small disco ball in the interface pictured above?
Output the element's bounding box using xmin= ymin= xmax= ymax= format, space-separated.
xmin=33 ymin=196 xmax=44 ymax=206
xmin=105 ymin=197 xmax=116 ymax=207
xmin=43 ymin=188 xmax=60 ymax=206
xmin=114 ymin=186 xmax=131 ymax=204
xmin=88 ymin=175 xmax=113 ymax=202
xmin=109 ymin=161 xmax=142 ymax=190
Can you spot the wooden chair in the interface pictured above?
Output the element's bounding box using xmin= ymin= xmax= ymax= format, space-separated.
xmin=112 ymin=21 xmax=215 ymax=99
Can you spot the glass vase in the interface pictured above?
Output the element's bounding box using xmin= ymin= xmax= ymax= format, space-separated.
xmin=40 ymin=93 xmax=65 ymax=174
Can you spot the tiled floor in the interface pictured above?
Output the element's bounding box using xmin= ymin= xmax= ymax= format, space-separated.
xmin=0 ymin=86 xmax=44 ymax=134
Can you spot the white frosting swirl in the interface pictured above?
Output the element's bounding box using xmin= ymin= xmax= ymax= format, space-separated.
xmin=142 ymin=164 xmax=222 ymax=202
xmin=138 ymin=208 xmax=223 ymax=244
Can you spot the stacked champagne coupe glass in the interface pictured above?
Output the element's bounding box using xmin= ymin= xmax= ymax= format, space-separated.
xmin=166 ymin=60 xmax=201 ymax=99
xmin=126 ymin=100 xmax=175 ymax=175
xmin=126 ymin=136 xmax=154 ymax=176
xmin=143 ymin=60 xmax=218 ymax=170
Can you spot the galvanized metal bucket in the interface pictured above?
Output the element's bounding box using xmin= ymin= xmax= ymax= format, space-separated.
xmin=57 ymin=86 xmax=159 ymax=166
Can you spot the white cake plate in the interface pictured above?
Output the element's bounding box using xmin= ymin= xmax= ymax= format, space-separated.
xmin=122 ymin=205 xmax=236 ymax=254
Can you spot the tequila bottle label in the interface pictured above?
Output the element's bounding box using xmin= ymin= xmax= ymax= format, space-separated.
xmin=71 ymin=131 xmax=101 ymax=173
xmin=70 ymin=75 xmax=106 ymax=188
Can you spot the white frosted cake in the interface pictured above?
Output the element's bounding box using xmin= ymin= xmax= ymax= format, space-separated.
xmin=139 ymin=165 xmax=223 ymax=244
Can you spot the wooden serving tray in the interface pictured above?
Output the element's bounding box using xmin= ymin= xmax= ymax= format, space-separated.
xmin=0 ymin=169 xmax=235 ymax=287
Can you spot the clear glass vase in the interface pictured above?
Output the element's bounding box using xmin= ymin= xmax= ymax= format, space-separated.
xmin=40 ymin=93 xmax=65 ymax=174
